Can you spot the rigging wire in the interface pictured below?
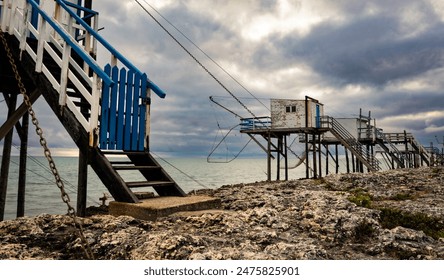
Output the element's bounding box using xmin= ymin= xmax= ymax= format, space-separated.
xmin=134 ymin=0 xmax=263 ymax=122
xmin=151 ymin=151 xmax=209 ymax=189
xmin=138 ymin=0 xmax=269 ymax=112
xmin=209 ymin=96 xmax=243 ymax=119
xmin=10 ymin=142 xmax=101 ymax=205
xmin=207 ymin=124 xmax=253 ymax=163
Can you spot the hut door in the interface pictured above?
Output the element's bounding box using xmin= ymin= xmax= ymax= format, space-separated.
xmin=315 ymin=104 xmax=321 ymax=128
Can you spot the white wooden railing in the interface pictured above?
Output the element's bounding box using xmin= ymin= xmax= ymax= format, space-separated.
xmin=0 ymin=0 xmax=165 ymax=148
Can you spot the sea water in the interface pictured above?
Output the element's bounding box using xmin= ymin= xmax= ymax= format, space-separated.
xmin=1 ymin=156 xmax=310 ymax=220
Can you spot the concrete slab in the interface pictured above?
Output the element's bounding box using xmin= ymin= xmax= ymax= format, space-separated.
xmin=109 ymin=195 xmax=221 ymax=221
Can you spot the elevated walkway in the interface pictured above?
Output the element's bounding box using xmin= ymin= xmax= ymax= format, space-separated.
xmin=384 ymin=133 xmax=431 ymax=167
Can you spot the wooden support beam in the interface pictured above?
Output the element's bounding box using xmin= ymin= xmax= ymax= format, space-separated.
xmin=76 ymin=148 xmax=88 ymax=217
xmin=267 ymin=131 xmax=271 ymax=181
xmin=312 ymin=134 xmax=317 ymax=178
xmin=326 ymin=144 xmax=329 ymax=175
xmin=0 ymin=93 xmax=17 ymax=221
xmin=17 ymin=111 xmax=29 ymax=218
xmin=305 ymin=133 xmax=310 ymax=179
xmin=345 ymin=147 xmax=350 ymax=173
xmin=0 ymin=89 xmax=41 ymax=141
xmin=276 ymin=136 xmax=281 ymax=181
xmin=335 ymin=144 xmax=339 ymax=174
xmin=318 ymin=134 xmax=322 ymax=178
xmin=284 ymin=135 xmax=288 ymax=181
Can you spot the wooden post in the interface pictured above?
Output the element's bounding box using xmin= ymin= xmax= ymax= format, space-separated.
xmin=267 ymin=132 xmax=271 ymax=181
xmin=305 ymin=133 xmax=309 ymax=179
xmin=77 ymin=148 xmax=88 ymax=217
xmin=404 ymin=130 xmax=409 ymax=168
xmin=17 ymin=111 xmax=29 ymax=217
xmin=345 ymin=147 xmax=350 ymax=173
xmin=284 ymin=135 xmax=288 ymax=181
xmin=335 ymin=144 xmax=339 ymax=174
xmin=276 ymin=135 xmax=281 ymax=181
xmin=0 ymin=92 xmax=17 ymax=221
xmin=325 ymin=144 xmax=329 ymax=175
xmin=351 ymin=153 xmax=356 ymax=172
xmin=318 ymin=133 xmax=322 ymax=178
xmin=312 ymin=133 xmax=317 ymax=178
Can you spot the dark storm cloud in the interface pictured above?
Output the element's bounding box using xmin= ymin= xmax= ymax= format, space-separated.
xmin=275 ymin=16 xmax=444 ymax=86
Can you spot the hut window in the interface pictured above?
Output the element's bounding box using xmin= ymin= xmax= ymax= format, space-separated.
xmin=286 ymin=106 xmax=297 ymax=113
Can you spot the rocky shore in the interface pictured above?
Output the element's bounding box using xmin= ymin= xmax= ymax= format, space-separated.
xmin=1 ymin=166 xmax=444 ymax=260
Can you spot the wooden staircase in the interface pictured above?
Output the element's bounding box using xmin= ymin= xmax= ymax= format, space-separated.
xmin=374 ymin=129 xmax=406 ymax=168
xmin=321 ymin=116 xmax=381 ymax=172
xmin=0 ymin=0 xmax=186 ymax=203
xmin=103 ymin=150 xmax=186 ymax=197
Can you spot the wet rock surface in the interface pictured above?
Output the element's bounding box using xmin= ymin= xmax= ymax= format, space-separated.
xmin=1 ymin=166 xmax=444 ymax=260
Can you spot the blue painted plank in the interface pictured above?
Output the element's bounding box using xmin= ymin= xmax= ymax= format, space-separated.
xmin=116 ymin=68 xmax=127 ymax=150
xmin=108 ymin=66 xmax=119 ymax=149
xmin=124 ymin=70 xmax=134 ymax=151
xmin=131 ymin=73 xmax=141 ymax=151
xmin=138 ymin=74 xmax=148 ymax=151
xmin=99 ymin=64 xmax=112 ymax=149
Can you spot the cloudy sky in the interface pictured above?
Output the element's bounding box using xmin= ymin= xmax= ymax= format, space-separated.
xmin=2 ymin=0 xmax=444 ymax=158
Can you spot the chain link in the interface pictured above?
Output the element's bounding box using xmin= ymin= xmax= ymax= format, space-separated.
xmin=1 ymin=31 xmax=94 ymax=259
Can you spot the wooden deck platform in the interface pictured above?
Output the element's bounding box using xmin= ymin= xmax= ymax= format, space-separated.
xmin=109 ymin=195 xmax=221 ymax=221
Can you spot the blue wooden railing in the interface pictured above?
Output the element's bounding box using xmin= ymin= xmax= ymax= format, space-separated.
xmin=240 ymin=117 xmax=272 ymax=130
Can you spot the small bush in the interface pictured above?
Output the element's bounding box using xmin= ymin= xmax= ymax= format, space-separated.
xmin=379 ymin=208 xmax=444 ymax=240
xmin=348 ymin=191 xmax=372 ymax=208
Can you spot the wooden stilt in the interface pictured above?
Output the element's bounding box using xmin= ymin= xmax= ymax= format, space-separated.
xmin=345 ymin=148 xmax=350 ymax=173
xmin=0 ymin=93 xmax=18 ymax=221
xmin=17 ymin=111 xmax=29 ymax=217
xmin=267 ymin=131 xmax=271 ymax=181
xmin=352 ymin=153 xmax=355 ymax=172
xmin=77 ymin=148 xmax=88 ymax=217
xmin=312 ymin=134 xmax=317 ymax=178
xmin=305 ymin=133 xmax=309 ymax=179
xmin=284 ymin=135 xmax=288 ymax=181
xmin=326 ymin=144 xmax=329 ymax=175
xmin=318 ymin=134 xmax=322 ymax=178
xmin=335 ymin=144 xmax=339 ymax=174
xmin=276 ymin=135 xmax=281 ymax=181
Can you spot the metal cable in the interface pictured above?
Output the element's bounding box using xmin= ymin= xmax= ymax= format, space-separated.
xmin=135 ymin=0 xmax=263 ymax=122
xmin=139 ymin=0 xmax=269 ymax=112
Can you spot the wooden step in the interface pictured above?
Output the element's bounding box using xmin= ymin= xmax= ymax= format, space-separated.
xmin=113 ymin=165 xmax=161 ymax=171
xmin=102 ymin=150 xmax=146 ymax=156
xmin=109 ymin=161 xmax=133 ymax=164
xmin=126 ymin=181 xmax=175 ymax=188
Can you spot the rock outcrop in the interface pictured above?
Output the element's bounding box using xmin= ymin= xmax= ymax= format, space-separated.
xmin=1 ymin=167 xmax=444 ymax=259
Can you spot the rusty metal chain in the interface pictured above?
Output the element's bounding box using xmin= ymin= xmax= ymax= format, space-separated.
xmin=0 ymin=31 xmax=94 ymax=259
